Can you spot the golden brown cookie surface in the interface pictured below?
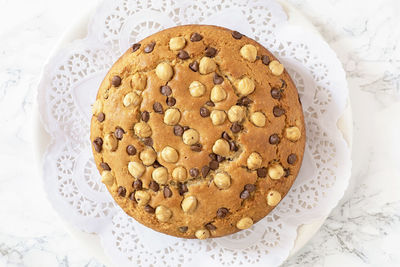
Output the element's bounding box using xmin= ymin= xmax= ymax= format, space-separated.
xmin=90 ymin=25 xmax=305 ymax=238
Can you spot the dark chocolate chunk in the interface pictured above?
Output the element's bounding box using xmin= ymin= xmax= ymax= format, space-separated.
xmin=205 ymin=47 xmax=217 ymax=57
xmin=205 ymin=223 xmax=217 ymax=231
xmin=97 ymin=112 xmax=105 ymax=122
xmin=141 ymin=111 xmax=150 ymax=122
xmin=269 ymin=134 xmax=280 ymax=145
xmin=166 ymin=97 xmax=176 ymax=106
xmin=93 ymin=137 xmax=103 ymax=152
xmin=273 ymin=106 xmax=285 ymax=117
xmin=132 ymin=43 xmax=141 ymax=52
xmin=126 ymin=145 xmax=137 ymax=155
xmin=200 ymin=107 xmax=210 ymax=117
xmin=240 ymin=190 xmax=250 ymax=199
xmin=114 ymin=127 xmax=125 ymax=140
xmin=287 ymin=153 xmax=298 ymax=165
xmin=173 ymin=125 xmax=184 ymax=136
xmin=201 ymin=166 xmax=210 ymax=177
xmin=189 ymin=61 xmax=199 ymax=72
xmin=231 ymin=31 xmax=243 ymax=39
xmin=149 ymin=181 xmax=159 ymax=192
xmin=178 ymin=226 xmax=188 ymax=233
xmin=209 ymin=160 xmax=219 ymax=170
xmin=153 ymin=102 xmax=163 ymax=114
xmin=177 ymin=50 xmax=190 ymax=60
xmin=112 ymin=75 xmax=121 ymax=87
xmin=190 ymin=143 xmax=202 ymax=152
xmin=257 ymin=167 xmax=267 ymax=178
xmin=132 ymin=179 xmax=142 ymax=190
xmin=189 ymin=168 xmax=199 ymax=177
xmin=163 ymin=186 xmax=172 ymax=198
xmin=144 ymin=205 xmax=155 ymax=213
xmin=230 ymin=122 xmax=243 ymax=133
xmin=261 ymin=55 xmax=270 ymax=65
xmin=100 ymin=162 xmax=111 ymax=171
xmin=190 ymin=32 xmax=203 ymax=42
xmin=160 ymin=85 xmax=172 ymax=96
xmin=216 ymin=207 xmax=229 ymax=218
xmin=244 ymin=184 xmax=256 ymax=192
xmin=271 ymin=88 xmax=282 ymax=99
xmin=213 ymin=73 xmax=224 ymax=84
xmin=143 ymin=137 xmax=153 ymax=146
xmin=117 ymin=186 xmax=126 ymax=197
xmin=144 ymin=42 xmax=155 ymax=53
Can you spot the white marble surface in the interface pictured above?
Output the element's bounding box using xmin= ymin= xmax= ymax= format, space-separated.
xmin=0 ymin=0 xmax=399 ymax=266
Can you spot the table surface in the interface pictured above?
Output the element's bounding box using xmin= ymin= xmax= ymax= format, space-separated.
xmin=1 ymin=0 xmax=399 ymax=266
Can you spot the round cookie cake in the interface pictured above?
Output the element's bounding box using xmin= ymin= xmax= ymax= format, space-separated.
xmin=90 ymin=25 xmax=305 ymax=239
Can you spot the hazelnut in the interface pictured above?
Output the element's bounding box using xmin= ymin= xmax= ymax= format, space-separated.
xmin=123 ymin=92 xmax=141 ymax=107
xmin=247 ymin=152 xmax=262 ymax=170
xmin=182 ymin=129 xmax=200 ymax=145
xmin=131 ymin=73 xmax=147 ymax=91
xmin=199 ymin=57 xmax=216 ymax=74
xmin=195 ymin=229 xmax=210 ymax=240
xmin=172 ymin=166 xmax=187 ymax=181
xmin=169 ymin=37 xmax=186 ymax=51
xmin=214 ymin=172 xmax=231 ymax=189
xmin=269 ymin=60 xmax=284 ymax=76
xmin=212 ymin=139 xmax=230 ymax=156
xmin=285 ymin=126 xmax=301 ymax=142
xmin=236 ymin=217 xmax=253 ymax=229
xmin=152 ymin=167 xmax=168 ymax=184
xmin=128 ymin=161 xmax=146 ymax=178
xmin=161 ymin=146 xmax=179 ymax=163
xmin=237 ymin=77 xmax=255 ymax=96
xmin=155 ymin=62 xmax=174 ymax=81
xmin=268 ymin=163 xmax=284 ymax=180
xmin=250 ymin=112 xmax=266 ymax=127
xmin=134 ymin=190 xmax=151 ymax=206
xmin=189 ymin=81 xmax=206 ymax=97
xmin=227 ymin=105 xmax=246 ymax=123
xmin=139 ymin=148 xmax=157 ymax=166
xmin=155 ymin=205 xmax=172 ymax=222
xmin=164 ymin=108 xmax=181 ymax=125
xmin=92 ymin=99 xmax=102 ymax=115
xmin=240 ymin=44 xmax=257 ymax=62
xmin=210 ymin=85 xmax=227 ymax=103
xmin=210 ymin=110 xmax=226 ymax=125
xmin=101 ymin=171 xmax=114 ymax=186
xmin=104 ymin=133 xmax=118 ymax=151
xmin=267 ymin=190 xmax=282 ymax=206
xmin=134 ymin=122 xmax=152 ymax=138
xmin=181 ymin=195 xmax=198 ymax=213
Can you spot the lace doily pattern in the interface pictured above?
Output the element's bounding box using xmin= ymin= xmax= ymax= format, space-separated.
xmin=38 ymin=0 xmax=351 ymax=265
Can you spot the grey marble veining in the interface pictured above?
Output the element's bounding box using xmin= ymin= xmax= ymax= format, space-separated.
xmin=0 ymin=0 xmax=399 ymax=266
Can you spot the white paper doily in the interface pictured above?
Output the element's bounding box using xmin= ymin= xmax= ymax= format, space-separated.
xmin=37 ymin=0 xmax=352 ymax=266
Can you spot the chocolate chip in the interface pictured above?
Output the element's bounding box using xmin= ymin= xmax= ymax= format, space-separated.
xmin=97 ymin=112 xmax=105 ymax=122
xmin=200 ymin=107 xmax=210 ymax=117
xmin=166 ymin=97 xmax=176 ymax=106
xmin=144 ymin=42 xmax=155 ymax=53
xmin=189 ymin=61 xmax=199 ymax=72
xmin=143 ymin=137 xmax=153 ymax=146
xmin=191 ymin=143 xmax=202 ymax=152
xmin=173 ymin=125 xmax=184 ymax=136
xmin=183 ymin=126 xmax=190 ymax=131
xmin=93 ymin=137 xmax=103 ymax=152
xmin=221 ymin=132 xmax=231 ymax=141
xmin=209 ymin=160 xmax=219 ymax=170
xmin=273 ymin=106 xmax=285 ymax=117
xmin=209 ymin=153 xmax=217 ymax=161
xmin=153 ymin=102 xmax=163 ymax=114
xmin=216 ymin=207 xmax=229 ymax=218
xmin=132 ymin=179 xmax=142 ymax=190
xmin=112 ymin=76 xmax=121 ymax=87
xmin=163 ymin=186 xmax=172 ymax=198
xmin=257 ymin=167 xmax=267 ymax=178
xmin=190 ymin=32 xmax=203 ymax=42
xmin=132 ymin=43 xmax=141 ymax=52
xmin=160 ymin=85 xmax=172 ymax=96
xmin=129 ymin=192 xmax=135 ymax=202
xmin=178 ymin=226 xmax=188 ymax=233
xmin=201 ymin=166 xmax=210 ymax=177
xmin=144 ymin=205 xmax=155 ymax=213
xmin=284 ymin=168 xmax=290 ymax=177
xmin=141 ymin=111 xmax=150 ymax=122
xmin=152 ymin=160 xmax=162 ymax=168
xmin=177 ymin=50 xmax=190 ymax=60
xmin=205 ymin=47 xmax=217 ymax=57
xmin=100 ymin=162 xmax=111 ymax=171
xmin=205 ymin=223 xmax=217 ymax=231
xmin=237 ymin=97 xmax=253 ymax=106
xmin=149 ymin=181 xmax=159 ymax=192
xmin=213 ymin=73 xmax=224 ymax=84
xmin=280 ymin=79 xmax=287 ymax=89
xmin=261 ymin=55 xmax=270 ymax=65
xmin=126 ymin=145 xmax=137 ymax=155
xmin=205 ymin=101 xmax=215 ymax=107
xmin=216 ymin=155 xmax=225 ymax=163
xmin=229 ymin=141 xmax=238 ymax=151
xmin=114 ymin=127 xmax=125 ymax=140
xmin=117 ymin=186 xmax=126 ymax=197
xmin=178 ymin=182 xmax=188 ymax=195
xmin=244 ymin=184 xmax=256 ymax=192
xmin=240 ymin=190 xmax=250 ymax=199
xmin=189 ymin=168 xmax=199 ymax=177
xmin=287 ymin=153 xmax=298 ymax=165
xmin=269 ymin=134 xmax=280 ymax=145
xmin=271 ymin=88 xmax=282 ymax=99
xmin=230 ymin=122 xmax=243 ymax=133
xmin=231 ymin=31 xmax=243 ymax=39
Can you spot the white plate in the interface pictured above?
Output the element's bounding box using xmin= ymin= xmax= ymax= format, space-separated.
xmin=35 ymin=0 xmax=353 ymax=265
